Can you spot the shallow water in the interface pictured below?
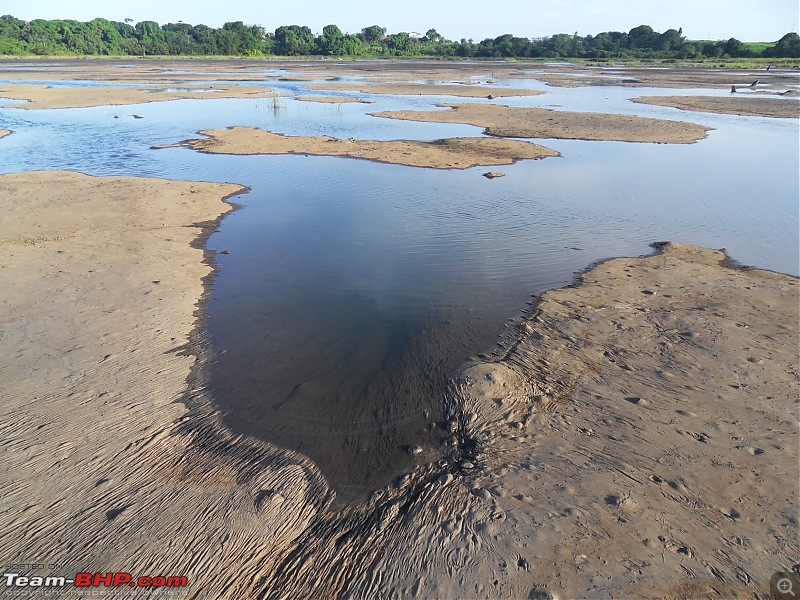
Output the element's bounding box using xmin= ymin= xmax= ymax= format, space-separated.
xmin=1 ymin=66 xmax=797 ymax=501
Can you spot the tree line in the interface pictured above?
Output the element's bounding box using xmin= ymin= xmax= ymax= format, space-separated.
xmin=1 ymin=15 xmax=798 ymax=59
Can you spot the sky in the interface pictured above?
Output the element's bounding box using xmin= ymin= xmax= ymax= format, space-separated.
xmin=2 ymin=0 xmax=798 ymax=42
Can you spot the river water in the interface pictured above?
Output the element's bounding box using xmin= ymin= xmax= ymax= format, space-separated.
xmin=1 ymin=65 xmax=797 ymax=501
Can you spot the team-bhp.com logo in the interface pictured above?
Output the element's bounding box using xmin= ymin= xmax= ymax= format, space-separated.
xmin=4 ymin=572 xmax=187 ymax=589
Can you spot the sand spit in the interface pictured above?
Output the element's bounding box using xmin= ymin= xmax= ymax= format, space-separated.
xmin=375 ymin=102 xmax=712 ymax=143
xmin=0 ymin=129 xmax=10 ymax=139
xmin=632 ymin=94 xmax=800 ymax=118
xmin=0 ymin=83 xmax=275 ymax=109
xmin=171 ymin=126 xmax=560 ymax=168
xmin=306 ymin=81 xmax=545 ymax=97
xmin=294 ymin=95 xmax=373 ymax=103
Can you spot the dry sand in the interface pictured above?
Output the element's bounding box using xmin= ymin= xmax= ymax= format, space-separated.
xmin=1 ymin=172 xmax=796 ymax=599
xmin=632 ymin=94 xmax=800 ymax=118
xmin=294 ymin=95 xmax=373 ymax=103
xmin=0 ymin=129 xmax=10 ymax=139
xmin=170 ymin=126 xmax=560 ymax=168
xmin=306 ymin=81 xmax=545 ymax=98
xmin=375 ymin=102 xmax=712 ymax=143
xmin=0 ymin=83 xmax=275 ymax=109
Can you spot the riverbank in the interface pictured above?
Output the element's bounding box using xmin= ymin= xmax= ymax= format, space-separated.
xmin=0 ymin=171 xmax=795 ymax=598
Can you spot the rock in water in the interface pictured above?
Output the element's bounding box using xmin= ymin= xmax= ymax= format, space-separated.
xmin=483 ymin=171 xmax=505 ymax=179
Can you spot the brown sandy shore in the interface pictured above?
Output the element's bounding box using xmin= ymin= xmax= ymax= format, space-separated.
xmin=168 ymin=126 xmax=560 ymax=168
xmin=1 ymin=170 xmax=796 ymax=598
xmin=375 ymin=102 xmax=712 ymax=143
xmin=0 ymin=83 xmax=275 ymax=109
xmin=632 ymin=94 xmax=800 ymax=118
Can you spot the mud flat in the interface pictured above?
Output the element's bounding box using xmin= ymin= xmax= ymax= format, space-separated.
xmin=1 ymin=173 xmax=795 ymax=599
xmin=632 ymin=94 xmax=800 ymax=118
xmin=375 ymin=102 xmax=712 ymax=143
xmin=0 ymin=83 xmax=275 ymax=109
xmin=306 ymin=81 xmax=545 ymax=97
xmin=169 ymin=126 xmax=560 ymax=168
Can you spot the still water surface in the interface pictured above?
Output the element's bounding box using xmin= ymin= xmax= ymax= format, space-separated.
xmin=1 ymin=71 xmax=797 ymax=501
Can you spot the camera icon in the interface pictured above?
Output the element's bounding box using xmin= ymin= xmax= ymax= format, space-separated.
xmin=772 ymin=570 xmax=800 ymax=599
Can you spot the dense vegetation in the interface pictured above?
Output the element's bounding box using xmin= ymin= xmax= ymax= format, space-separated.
xmin=1 ymin=15 xmax=798 ymax=59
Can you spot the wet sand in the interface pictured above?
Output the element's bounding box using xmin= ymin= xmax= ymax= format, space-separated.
xmin=169 ymin=126 xmax=560 ymax=168
xmin=294 ymin=95 xmax=373 ymax=103
xmin=0 ymin=83 xmax=276 ymax=109
xmin=375 ymin=102 xmax=712 ymax=143
xmin=632 ymin=94 xmax=800 ymax=118
xmin=1 ymin=177 xmax=795 ymax=599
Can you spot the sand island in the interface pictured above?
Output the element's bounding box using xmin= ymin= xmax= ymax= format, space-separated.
xmin=373 ymin=102 xmax=712 ymax=143
xmin=166 ymin=126 xmax=560 ymax=168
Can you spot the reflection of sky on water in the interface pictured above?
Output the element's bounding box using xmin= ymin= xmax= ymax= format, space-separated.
xmin=1 ymin=72 xmax=797 ymax=499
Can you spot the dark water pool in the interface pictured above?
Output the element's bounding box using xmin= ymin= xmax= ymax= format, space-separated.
xmin=1 ymin=74 xmax=797 ymax=501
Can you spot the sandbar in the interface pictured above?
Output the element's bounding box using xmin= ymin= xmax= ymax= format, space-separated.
xmin=294 ymin=95 xmax=373 ymax=103
xmin=374 ymin=102 xmax=712 ymax=143
xmin=172 ymin=126 xmax=560 ymax=168
xmin=0 ymin=130 xmax=10 ymax=139
xmin=306 ymin=81 xmax=545 ymax=97
xmin=0 ymin=83 xmax=275 ymax=109
xmin=632 ymin=94 xmax=800 ymax=118
xmin=1 ymin=172 xmax=795 ymax=598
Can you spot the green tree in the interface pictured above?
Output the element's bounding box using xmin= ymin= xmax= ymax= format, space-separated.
xmin=425 ymin=28 xmax=442 ymax=43
xmin=274 ymin=25 xmax=314 ymax=55
xmin=319 ymin=24 xmax=343 ymax=55
xmin=765 ymin=32 xmax=800 ymax=58
xmin=359 ymin=25 xmax=386 ymax=42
